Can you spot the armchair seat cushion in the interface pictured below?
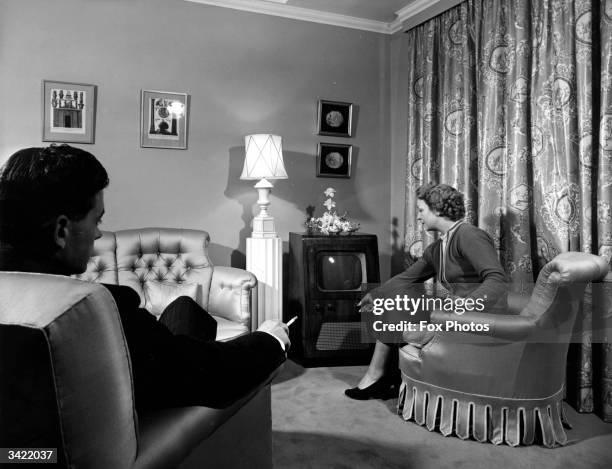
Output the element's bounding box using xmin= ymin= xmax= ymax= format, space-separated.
xmin=145 ymin=281 xmax=200 ymax=317
xmin=398 ymin=343 xmax=422 ymax=377
xmin=213 ymin=315 xmax=249 ymax=341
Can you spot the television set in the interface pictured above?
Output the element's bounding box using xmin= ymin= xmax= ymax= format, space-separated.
xmin=287 ymin=232 xmax=380 ymax=366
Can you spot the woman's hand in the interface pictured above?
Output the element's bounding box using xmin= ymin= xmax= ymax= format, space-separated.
xmin=357 ymin=292 xmax=374 ymax=314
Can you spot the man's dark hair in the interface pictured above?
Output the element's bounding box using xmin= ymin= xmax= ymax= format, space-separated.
xmin=0 ymin=145 xmax=109 ymax=252
xmin=416 ymin=183 xmax=465 ymax=221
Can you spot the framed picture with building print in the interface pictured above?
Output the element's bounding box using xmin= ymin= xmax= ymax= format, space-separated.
xmin=317 ymin=143 xmax=352 ymax=178
xmin=42 ymin=80 xmax=97 ymax=144
xmin=140 ymin=90 xmax=189 ymax=149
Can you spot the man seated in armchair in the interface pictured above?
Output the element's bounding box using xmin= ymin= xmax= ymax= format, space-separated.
xmin=0 ymin=144 xmax=290 ymax=411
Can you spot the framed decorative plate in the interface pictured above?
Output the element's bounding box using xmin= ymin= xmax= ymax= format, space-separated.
xmin=317 ymin=143 xmax=352 ymax=178
xmin=317 ymin=99 xmax=353 ymax=137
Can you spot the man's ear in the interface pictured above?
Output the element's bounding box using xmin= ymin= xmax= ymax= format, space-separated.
xmin=53 ymin=215 xmax=71 ymax=249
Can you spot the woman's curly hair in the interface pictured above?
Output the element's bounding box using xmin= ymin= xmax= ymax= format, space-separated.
xmin=416 ymin=183 xmax=465 ymax=221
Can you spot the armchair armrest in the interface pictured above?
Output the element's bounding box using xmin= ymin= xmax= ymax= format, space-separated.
xmin=506 ymin=291 xmax=530 ymax=315
xmin=430 ymin=310 xmax=537 ymax=341
xmin=208 ymin=266 xmax=257 ymax=329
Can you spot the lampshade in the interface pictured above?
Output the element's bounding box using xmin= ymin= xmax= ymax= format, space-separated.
xmin=241 ymin=134 xmax=288 ymax=180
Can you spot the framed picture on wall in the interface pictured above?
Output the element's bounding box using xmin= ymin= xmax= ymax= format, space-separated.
xmin=140 ymin=90 xmax=189 ymax=149
xmin=317 ymin=143 xmax=352 ymax=178
xmin=317 ymin=99 xmax=353 ymax=137
xmin=42 ymin=80 xmax=97 ymax=144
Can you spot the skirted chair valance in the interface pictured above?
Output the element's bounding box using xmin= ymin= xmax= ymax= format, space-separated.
xmin=397 ymin=252 xmax=609 ymax=447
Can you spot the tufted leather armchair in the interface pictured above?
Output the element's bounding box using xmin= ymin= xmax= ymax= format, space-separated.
xmin=397 ymin=252 xmax=609 ymax=447
xmin=75 ymin=228 xmax=257 ymax=340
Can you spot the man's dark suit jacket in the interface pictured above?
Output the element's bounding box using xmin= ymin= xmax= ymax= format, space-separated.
xmin=98 ymin=284 xmax=285 ymax=410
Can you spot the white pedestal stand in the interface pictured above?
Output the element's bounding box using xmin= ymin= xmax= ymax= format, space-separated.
xmin=246 ymin=179 xmax=283 ymax=328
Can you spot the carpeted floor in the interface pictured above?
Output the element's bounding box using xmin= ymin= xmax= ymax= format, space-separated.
xmin=271 ymin=360 xmax=612 ymax=469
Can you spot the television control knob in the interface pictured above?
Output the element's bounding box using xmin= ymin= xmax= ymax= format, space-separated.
xmin=314 ymin=304 xmax=322 ymax=313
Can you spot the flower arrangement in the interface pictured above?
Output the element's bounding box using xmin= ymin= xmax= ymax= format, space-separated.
xmin=305 ymin=187 xmax=360 ymax=235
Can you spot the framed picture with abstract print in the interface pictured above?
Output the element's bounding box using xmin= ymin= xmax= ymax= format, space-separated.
xmin=317 ymin=99 xmax=353 ymax=137
xmin=42 ymin=80 xmax=97 ymax=144
xmin=140 ymin=90 xmax=188 ymax=149
xmin=317 ymin=143 xmax=352 ymax=178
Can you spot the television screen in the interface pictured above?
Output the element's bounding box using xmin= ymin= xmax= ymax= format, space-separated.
xmin=316 ymin=252 xmax=365 ymax=291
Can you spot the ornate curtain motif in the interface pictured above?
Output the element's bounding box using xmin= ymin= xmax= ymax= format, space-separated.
xmin=401 ymin=0 xmax=612 ymax=420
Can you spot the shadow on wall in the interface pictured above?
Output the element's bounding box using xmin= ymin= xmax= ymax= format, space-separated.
xmin=390 ymin=216 xmax=407 ymax=276
xmin=208 ymin=241 xmax=246 ymax=270
xmin=214 ymin=145 xmax=253 ymax=269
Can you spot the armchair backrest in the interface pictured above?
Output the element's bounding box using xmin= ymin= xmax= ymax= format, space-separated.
xmin=77 ymin=230 xmax=119 ymax=284
xmin=77 ymin=228 xmax=216 ymax=314
xmin=0 ymin=272 xmax=137 ymax=468
xmin=515 ymin=252 xmax=608 ymax=395
xmin=115 ymin=228 xmax=214 ymax=312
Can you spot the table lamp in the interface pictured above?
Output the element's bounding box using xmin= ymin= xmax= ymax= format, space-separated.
xmin=241 ymin=133 xmax=287 ymax=326
xmin=240 ymin=134 xmax=288 ymax=238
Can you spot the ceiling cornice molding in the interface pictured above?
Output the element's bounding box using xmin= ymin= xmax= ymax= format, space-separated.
xmin=395 ymin=0 xmax=434 ymax=23
xmin=397 ymin=0 xmax=465 ymax=32
xmin=184 ymin=0 xmax=458 ymax=35
xmin=184 ymin=0 xmax=393 ymax=34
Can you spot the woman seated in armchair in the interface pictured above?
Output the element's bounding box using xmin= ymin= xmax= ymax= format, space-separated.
xmin=345 ymin=183 xmax=508 ymax=400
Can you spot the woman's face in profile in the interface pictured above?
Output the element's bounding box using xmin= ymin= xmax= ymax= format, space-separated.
xmin=416 ymin=199 xmax=440 ymax=232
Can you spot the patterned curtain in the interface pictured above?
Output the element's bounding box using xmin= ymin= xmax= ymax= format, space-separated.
xmin=402 ymin=0 xmax=612 ymax=420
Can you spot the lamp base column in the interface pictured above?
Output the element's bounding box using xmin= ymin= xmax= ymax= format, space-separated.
xmin=246 ymin=236 xmax=283 ymax=328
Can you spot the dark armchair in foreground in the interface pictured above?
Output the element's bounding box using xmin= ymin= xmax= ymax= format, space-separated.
xmin=0 ymin=272 xmax=276 ymax=468
xmin=398 ymin=252 xmax=609 ymax=447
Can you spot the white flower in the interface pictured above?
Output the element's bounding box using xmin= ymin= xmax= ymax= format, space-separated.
xmin=323 ymin=198 xmax=336 ymax=211
xmin=304 ymin=188 xmax=359 ymax=235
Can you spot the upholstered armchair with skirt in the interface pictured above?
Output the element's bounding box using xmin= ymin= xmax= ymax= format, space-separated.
xmin=397 ymin=252 xmax=609 ymax=447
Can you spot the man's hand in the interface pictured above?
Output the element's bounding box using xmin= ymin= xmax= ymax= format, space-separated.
xmin=357 ymin=292 xmax=374 ymax=314
xmin=257 ymin=320 xmax=291 ymax=352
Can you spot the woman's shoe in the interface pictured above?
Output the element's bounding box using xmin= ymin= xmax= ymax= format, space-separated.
xmin=344 ymin=374 xmax=398 ymax=400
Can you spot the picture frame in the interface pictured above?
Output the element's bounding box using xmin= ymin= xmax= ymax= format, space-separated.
xmin=317 ymin=99 xmax=353 ymax=137
xmin=317 ymin=143 xmax=352 ymax=178
xmin=42 ymin=80 xmax=97 ymax=144
xmin=140 ymin=90 xmax=189 ymax=149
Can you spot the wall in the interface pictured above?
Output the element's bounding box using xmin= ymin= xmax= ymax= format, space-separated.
xmin=389 ymin=32 xmax=410 ymax=276
xmin=0 ymin=0 xmax=392 ymax=279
